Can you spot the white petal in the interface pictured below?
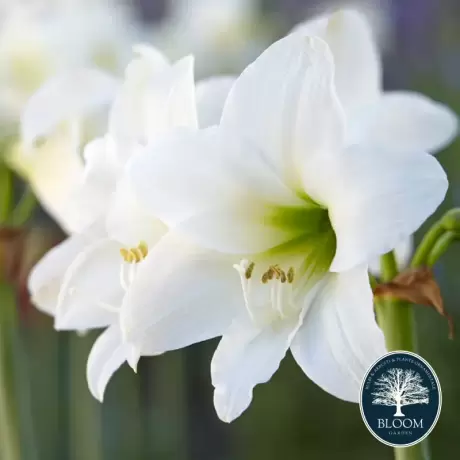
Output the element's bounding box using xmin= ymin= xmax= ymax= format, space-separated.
xmin=28 ymin=234 xmax=89 ymax=316
xmin=6 ymin=134 xmax=86 ymax=234
xmin=56 ymin=238 xmax=123 ymax=330
xmin=21 ymin=68 xmax=119 ymax=145
xmin=106 ymin=173 xmax=167 ymax=247
xmin=349 ymin=91 xmax=458 ymax=154
xmin=292 ymin=8 xmax=381 ymax=114
xmin=291 ymin=267 xmax=386 ymax=402
xmin=221 ymin=34 xmax=345 ymax=182
xmin=368 ymin=236 xmax=414 ymax=275
xmin=120 ymin=232 xmax=243 ymax=354
xmin=64 ymin=137 xmax=120 ymax=232
xmin=131 ymin=44 xmax=170 ymax=71
xmin=86 ymin=324 xmax=131 ymax=402
xmin=128 ymin=128 xmax=304 ymax=253
xmin=328 ymin=146 xmax=448 ymax=272
xmin=195 ymin=76 xmax=235 ymax=128
xmin=211 ymin=314 xmax=296 ymax=422
xmin=109 ymin=55 xmax=197 ymax=147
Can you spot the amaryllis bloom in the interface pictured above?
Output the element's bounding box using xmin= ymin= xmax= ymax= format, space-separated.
xmin=0 ymin=0 xmax=139 ymax=130
xmin=28 ymin=45 xmax=235 ymax=401
xmin=152 ymin=0 xmax=268 ymax=77
xmin=292 ymin=8 xmax=458 ymax=272
xmin=122 ymin=35 xmax=447 ymax=422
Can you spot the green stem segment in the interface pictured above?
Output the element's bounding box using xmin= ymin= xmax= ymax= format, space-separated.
xmin=426 ymin=231 xmax=457 ymax=267
xmin=375 ymin=251 xmax=429 ymax=460
xmin=0 ymin=283 xmax=21 ymax=460
xmin=410 ymin=221 xmax=445 ymax=268
xmin=376 ymin=252 xmax=417 ymax=352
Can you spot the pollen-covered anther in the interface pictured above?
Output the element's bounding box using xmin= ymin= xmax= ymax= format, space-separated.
xmin=261 ymin=265 xmax=289 ymax=283
xmin=120 ymin=241 xmax=148 ymax=263
xmin=287 ymin=267 xmax=295 ymax=284
xmin=245 ymin=261 xmax=255 ymax=279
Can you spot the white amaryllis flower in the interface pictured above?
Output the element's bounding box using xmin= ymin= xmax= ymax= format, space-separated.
xmin=122 ymin=35 xmax=448 ymax=422
xmin=29 ymin=45 xmax=236 ymax=401
xmin=0 ymin=0 xmax=139 ymax=129
xmin=5 ymin=0 xmax=141 ymax=233
xmin=292 ymin=8 xmax=458 ymax=273
xmin=152 ymin=0 xmax=268 ymax=77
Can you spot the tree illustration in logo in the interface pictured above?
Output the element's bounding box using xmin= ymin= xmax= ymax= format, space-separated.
xmin=372 ymin=368 xmax=429 ymax=417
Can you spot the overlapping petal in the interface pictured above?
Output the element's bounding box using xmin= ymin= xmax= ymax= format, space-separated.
xmin=21 ymin=68 xmax=119 ymax=146
xmin=349 ymin=91 xmax=458 ymax=154
xmin=221 ymin=34 xmax=345 ymax=183
xmin=55 ymin=238 xmax=123 ymax=330
xmin=291 ymin=9 xmax=381 ymax=115
xmin=120 ymin=233 xmax=243 ymax=356
xmin=211 ymin=314 xmax=297 ymax=422
xmin=86 ymin=323 xmax=132 ymax=402
xmin=109 ymin=53 xmax=197 ymax=151
xmin=128 ymin=127 xmax=306 ymax=253
xmin=28 ymin=233 xmax=89 ymax=316
xmin=291 ymin=266 xmax=386 ymax=402
xmin=195 ymin=76 xmax=235 ymax=127
xmin=106 ymin=174 xmax=167 ymax=247
xmin=326 ymin=145 xmax=448 ymax=272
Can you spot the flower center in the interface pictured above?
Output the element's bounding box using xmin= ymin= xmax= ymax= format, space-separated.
xmin=119 ymin=241 xmax=148 ymax=292
xmin=234 ymin=260 xmax=299 ymax=327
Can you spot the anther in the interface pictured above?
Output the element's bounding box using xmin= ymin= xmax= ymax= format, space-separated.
xmin=245 ymin=262 xmax=255 ymax=279
xmin=279 ymin=270 xmax=287 ymax=283
xmin=120 ymin=241 xmax=149 ymax=263
xmin=287 ymin=267 xmax=295 ymax=283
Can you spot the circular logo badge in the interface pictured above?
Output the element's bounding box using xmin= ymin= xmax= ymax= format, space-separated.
xmin=360 ymin=351 xmax=441 ymax=447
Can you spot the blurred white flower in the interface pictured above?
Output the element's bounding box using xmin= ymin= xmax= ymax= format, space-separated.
xmin=152 ymin=0 xmax=269 ymax=77
xmin=0 ymin=0 xmax=141 ymax=129
xmin=3 ymin=0 xmax=143 ymax=237
xmin=292 ymin=8 xmax=458 ymax=272
xmin=28 ymin=45 xmax=235 ymax=401
xmin=123 ymin=35 xmax=447 ymax=422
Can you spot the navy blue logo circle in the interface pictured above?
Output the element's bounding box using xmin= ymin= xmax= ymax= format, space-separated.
xmin=360 ymin=351 xmax=441 ymax=447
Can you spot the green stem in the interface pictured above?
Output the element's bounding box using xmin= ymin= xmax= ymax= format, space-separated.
xmin=410 ymin=221 xmax=445 ymax=268
xmin=426 ymin=231 xmax=457 ymax=267
xmin=376 ymin=252 xmax=417 ymax=352
xmin=0 ymin=164 xmax=13 ymax=223
xmin=394 ymin=444 xmax=430 ymax=460
xmin=375 ymin=252 xmax=429 ymax=460
xmin=8 ymin=188 xmax=37 ymax=227
xmin=0 ymin=283 xmax=21 ymax=460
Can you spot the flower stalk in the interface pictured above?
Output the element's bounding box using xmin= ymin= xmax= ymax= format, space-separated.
xmin=375 ymin=251 xmax=429 ymax=460
xmin=0 ymin=284 xmax=21 ymax=460
xmin=0 ymin=164 xmax=21 ymax=460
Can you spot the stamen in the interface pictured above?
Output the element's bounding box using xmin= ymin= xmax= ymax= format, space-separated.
xmin=276 ymin=280 xmax=285 ymax=318
xmin=245 ymin=262 xmax=255 ymax=279
xmin=234 ymin=261 xmax=299 ymax=326
xmin=119 ymin=264 xmax=130 ymax=291
xmin=120 ymin=241 xmax=149 ymax=263
xmin=119 ymin=242 xmax=149 ymax=291
xmin=233 ymin=260 xmax=256 ymax=321
xmin=287 ymin=267 xmax=295 ymax=283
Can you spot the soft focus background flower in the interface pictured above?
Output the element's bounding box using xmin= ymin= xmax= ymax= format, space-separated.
xmin=1 ymin=0 xmax=460 ymax=459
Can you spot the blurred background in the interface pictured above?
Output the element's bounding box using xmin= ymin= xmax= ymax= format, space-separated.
xmin=1 ymin=0 xmax=460 ymax=459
